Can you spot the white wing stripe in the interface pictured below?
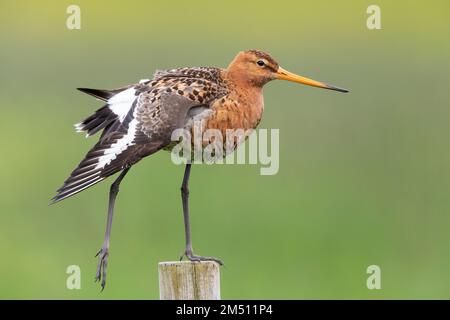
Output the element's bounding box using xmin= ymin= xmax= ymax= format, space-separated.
xmin=107 ymin=88 xmax=136 ymax=122
xmin=94 ymin=118 xmax=137 ymax=170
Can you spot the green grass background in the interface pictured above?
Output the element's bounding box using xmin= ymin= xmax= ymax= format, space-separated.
xmin=1 ymin=0 xmax=449 ymax=299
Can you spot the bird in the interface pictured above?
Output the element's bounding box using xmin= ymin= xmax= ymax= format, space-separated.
xmin=52 ymin=49 xmax=348 ymax=289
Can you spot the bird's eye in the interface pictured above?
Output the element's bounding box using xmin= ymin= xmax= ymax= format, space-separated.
xmin=256 ymin=60 xmax=265 ymax=67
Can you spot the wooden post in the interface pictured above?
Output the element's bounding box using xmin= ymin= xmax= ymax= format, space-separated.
xmin=158 ymin=261 xmax=221 ymax=300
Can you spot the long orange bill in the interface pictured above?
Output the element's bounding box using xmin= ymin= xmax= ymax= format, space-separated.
xmin=276 ymin=67 xmax=349 ymax=93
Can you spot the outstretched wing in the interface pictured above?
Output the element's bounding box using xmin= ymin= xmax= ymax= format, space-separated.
xmin=53 ymin=67 xmax=229 ymax=203
xmin=52 ymin=92 xmax=199 ymax=203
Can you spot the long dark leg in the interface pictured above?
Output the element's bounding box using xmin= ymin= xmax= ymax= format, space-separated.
xmin=95 ymin=168 xmax=130 ymax=290
xmin=180 ymin=164 xmax=223 ymax=265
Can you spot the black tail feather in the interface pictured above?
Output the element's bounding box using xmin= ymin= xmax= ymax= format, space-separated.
xmin=75 ymin=105 xmax=117 ymax=137
xmin=77 ymin=88 xmax=116 ymax=101
xmin=75 ymin=86 xmax=133 ymax=137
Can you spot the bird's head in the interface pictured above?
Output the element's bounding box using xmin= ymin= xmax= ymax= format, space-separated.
xmin=227 ymin=49 xmax=348 ymax=93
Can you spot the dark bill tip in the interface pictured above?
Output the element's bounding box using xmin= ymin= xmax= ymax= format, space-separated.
xmin=326 ymin=85 xmax=349 ymax=93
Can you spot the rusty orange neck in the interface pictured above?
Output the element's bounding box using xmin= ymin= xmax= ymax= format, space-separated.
xmin=222 ymin=68 xmax=263 ymax=105
xmin=207 ymin=69 xmax=265 ymax=134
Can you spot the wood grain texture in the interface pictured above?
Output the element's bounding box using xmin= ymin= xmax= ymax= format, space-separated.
xmin=158 ymin=261 xmax=221 ymax=300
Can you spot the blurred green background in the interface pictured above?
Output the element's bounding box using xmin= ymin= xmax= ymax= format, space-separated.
xmin=1 ymin=0 xmax=449 ymax=299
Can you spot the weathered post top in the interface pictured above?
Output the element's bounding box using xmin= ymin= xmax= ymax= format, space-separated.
xmin=158 ymin=261 xmax=221 ymax=300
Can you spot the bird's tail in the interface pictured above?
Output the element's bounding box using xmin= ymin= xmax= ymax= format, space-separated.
xmin=74 ymin=88 xmax=123 ymax=137
xmin=74 ymin=104 xmax=118 ymax=137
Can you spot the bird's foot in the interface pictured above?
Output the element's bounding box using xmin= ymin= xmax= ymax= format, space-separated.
xmin=95 ymin=246 xmax=109 ymax=290
xmin=180 ymin=249 xmax=224 ymax=266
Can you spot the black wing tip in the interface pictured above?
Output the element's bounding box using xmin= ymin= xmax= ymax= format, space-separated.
xmin=49 ymin=186 xmax=88 ymax=205
xmin=49 ymin=194 xmax=64 ymax=205
xmin=49 ymin=198 xmax=60 ymax=205
xmin=50 ymin=176 xmax=104 ymax=205
xmin=50 ymin=189 xmax=72 ymax=205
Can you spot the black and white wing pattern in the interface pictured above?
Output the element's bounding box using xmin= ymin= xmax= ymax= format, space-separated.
xmin=52 ymin=69 xmax=227 ymax=203
xmin=53 ymin=84 xmax=144 ymax=203
xmin=74 ymin=83 xmax=142 ymax=137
